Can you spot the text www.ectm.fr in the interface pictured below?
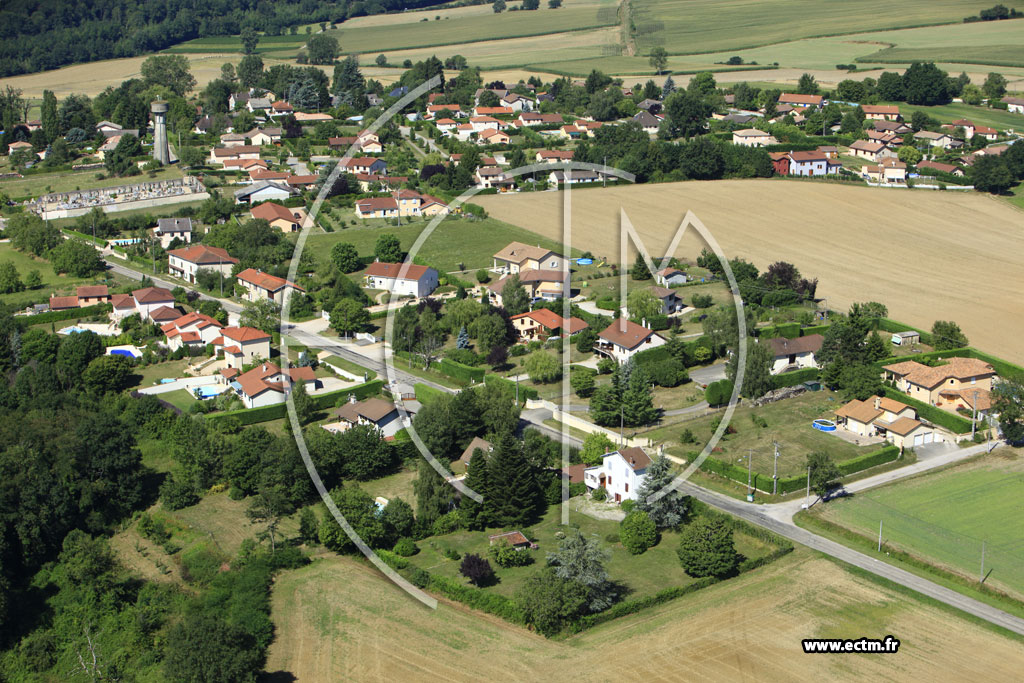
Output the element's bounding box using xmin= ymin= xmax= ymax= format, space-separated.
xmin=802 ymin=636 xmax=901 ymax=654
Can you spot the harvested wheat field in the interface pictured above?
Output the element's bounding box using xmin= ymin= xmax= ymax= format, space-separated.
xmin=477 ymin=180 xmax=1024 ymax=363
xmin=265 ymin=550 xmax=1023 ymax=681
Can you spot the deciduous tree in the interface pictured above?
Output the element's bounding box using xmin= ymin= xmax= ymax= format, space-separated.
xmin=677 ymin=515 xmax=738 ymax=577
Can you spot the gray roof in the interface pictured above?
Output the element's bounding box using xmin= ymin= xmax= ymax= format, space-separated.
xmin=248 ymin=98 xmax=272 ymax=110
xmin=633 ymin=110 xmax=660 ymax=128
xmin=156 ymin=217 xmax=193 ymax=233
xmin=233 ymin=181 xmax=293 ymax=199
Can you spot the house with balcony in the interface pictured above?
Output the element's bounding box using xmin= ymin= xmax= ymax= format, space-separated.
xmin=583 ymin=447 xmax=651 ymax=503
xmin=167 ymin=245 xmax=238 ymax=284
xmin=596 ymin=319 xmax=666 ymax=364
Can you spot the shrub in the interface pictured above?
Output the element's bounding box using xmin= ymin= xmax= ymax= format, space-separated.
xmin=704 ymin=379 xmax=734 ymax=406
xmin=620 ymin=510 xmax=658 ymax=555
xmin=393 ymin=537 xmax=419 ymax=557
xmin=597 ymin=357 xmax=616 ymax=374
xmin=680 ymin=428 xmax=696 ymax=443
xmin=459 ymin=553 xmax=495 ymax=586
xmin=489 ymin=539 xmax=532 ymax=567
xmin=620 ymin=499 xmax=636 ymax=513
xmin=444 ymin=548 xmax=461 ymax=561
xmin=605 ymin=533 xmax=621 ymax=543
xmin=691 ymin=293 xmax=713 ymax=308
xmin=476 ymin=268 xmax=490 ymax=283
xmin=591 ymin=487 xmax=607 ymax=502
xmin=159 ymin=474 xmax=199 ymax=510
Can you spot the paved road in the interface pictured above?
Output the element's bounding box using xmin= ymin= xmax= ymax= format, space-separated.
xmin=104 ymin=257 xmax=244 ymax=316
xmin=678 ymin=480 xmax=1024 ymax=637
xmin=663 ymin=400 xmax=709 ymax=417
xmin=688 ymin=362 xmax=727 ymax=387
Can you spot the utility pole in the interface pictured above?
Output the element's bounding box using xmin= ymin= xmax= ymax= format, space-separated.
xmin=805 ymin=466 xmax=811 ymax=504
xmin=980 ymin=541 xmax=986 ymax=583
xmin=772 ymin=441 xmax=780 ymax=495
xmin=620 ymin=403 xmax=624 ymax=445
xmin=971 ymin=389 xmax=979 ymax=439
xmin=515 ymin=373 xmax=519 ymax=404
xmin=878 ymin=520 xmax=883 ymax=552
xmin=747 ymin=449 xmax=753 ymax=490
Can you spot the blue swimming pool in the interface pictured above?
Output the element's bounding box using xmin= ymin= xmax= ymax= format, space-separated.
xmin=60 ymin=326 xmax=87 ymax=334
xmin=575 ymin=258 xmax=594 ymax=265
xmin=110 ymin=348 xmax=137 ymax=358
xmin=194 ymin=386 xmax=222 ymax=398
xmin=159 ymin=378 xmax=177 ymax=384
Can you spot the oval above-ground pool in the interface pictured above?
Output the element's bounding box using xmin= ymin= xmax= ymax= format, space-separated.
xmin=575 ymin=258 xmax=594 ymax=265
xmin=812 ymin=419 xmax=837 ymax=432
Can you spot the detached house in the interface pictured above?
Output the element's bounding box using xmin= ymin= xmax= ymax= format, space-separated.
xmin=778 ymin=93 xmax=823 ymax=109
xmin=510 ymin=309 xmax=587 ymax=341
xmin=1001 ymin=96 xmax=1024 ymax=114
xmin=233 ymin=181 xmax=295 ymax=205
xmin=583 ymin=447 xmax=652 ymax=503
xmin=787 ymin=150 xmax=833 ymax=176
xmin=167 ymin=245 xmax=238 ymax=284
xmin=162 ymin=312 xmax=224 ymax=351
xmin=490 ymin=269 xmax=565 ymax=304
xmin=153 ymin=217 xmax=193 ymax=248
xmin=236 ymin=268 xmax=305 ymax=305
xmin=864 ymin=158 xmax=907 ymax=184
xmin=767 ymin=334 xmax=823 ymax=374
xmin=835 ymin=395 xmax=936 ymax=449
xmin=848 ymin=140 xmax=895 ymax=162
xmin=882 ymin=358 xmax=996 ymax=410
xmin=330 ymin=397 xmax=403 ymax=438
xmin=132 ymin=287 xmax=176 ymax=321
xmin=914 ymin=131 xmax=959 ymax=150
xmin=732 ymin=128 xmax=777 ymax=147
xmin=363 ymin=262 xmax=439 ymax=298
xmin=596 ymin=319 xmax=666 ymax=364
xmin=233 ymin=361 xmax=314 ymax=408
xmin=340 ymin=157 xmax=387 ymax=175
xmin=861 ymin=105 xmax=901 ymax=121
xmin=537 ymin=150 xmax=574 ymax=163
xmin=76 ymin=285 xmax=110 ymax=306
xmin=632 ymin=110 xmax=661 ymax=135
xmin=214 ymin=327 xmax=272 ymax=368
xmin=493 ymin=242 xmax=563 ymax=274
xmin=251 ymin=201 xmax=307 ymax=232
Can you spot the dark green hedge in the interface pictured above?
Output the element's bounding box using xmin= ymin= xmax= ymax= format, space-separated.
xmin=758 ymin=322 xmax=800 ymax=339
xmin=484 ymin=373 xmax=539 ymax=400
xmin=880 ymin=387 xmax=972 ymax=434
xmin=438 ymin=357 xmax=486 ymax=383
xmin=800 ymin=324 xmax=830 ymax=336
xmin=18 ymin=302 xmax=112 ymax=328
xmin=836 ymin=445 xmax=899 ymax=475
xmin=770 ymin=367 xmax=819 ymax=390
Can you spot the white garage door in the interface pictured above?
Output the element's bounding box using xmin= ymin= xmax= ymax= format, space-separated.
xmin=913 ymin=433 xmax=925 ymax=447
xmin=923 ymin=432 xmax=933 ymax=444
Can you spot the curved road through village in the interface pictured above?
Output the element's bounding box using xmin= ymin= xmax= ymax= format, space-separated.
xmin=107 ymin=255 xmax=1024 ymax=636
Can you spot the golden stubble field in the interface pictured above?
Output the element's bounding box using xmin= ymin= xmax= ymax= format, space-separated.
xmin=477 ymin=180 xmax=1024 ymax=363
xmin=265 ymin=550 xmax=1024 ymax=681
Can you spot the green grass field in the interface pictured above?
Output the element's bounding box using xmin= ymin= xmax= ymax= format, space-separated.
xmin=304 ymin=215 xmax=571 ymax=275
xmin=0 ymin=242 xmax=118 ymax=309
xmin=643 ymin=390 xmax=878 ymax=480
xmin=863 ymin=45 xmax=1024 ymax=69
xmin=409 ymin=504 xmax=776 ymax=600
xmin=888 ymin=101 xmax=1024 ymax=131
xmin=817 ymin=450 xmax=1024 ymax=598
xmin=164 ymin=33 xmax=307 ymax=58
xmin=630 ymin=0 xmax=1007 ymax=55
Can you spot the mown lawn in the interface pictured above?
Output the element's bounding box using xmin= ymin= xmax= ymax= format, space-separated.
xmin=0 ymin=242 xmax=120 ymax=309
xmin=644 ymin=390 xmax=878 ymax=479
xmin=409 ymin=504 xmax=776 ymax=600
xmin=304 ymin=215 xmax=571 ymax=275
xmin=127 ymin=358 xmax=193 ymax=391
xmin=161 ymin=388 xmax=197 ymax=412
xmin=890 ymin=101 xmax=1024 ymax=132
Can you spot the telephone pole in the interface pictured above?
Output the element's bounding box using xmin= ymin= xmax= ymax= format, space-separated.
xmin=878 ymin=520 xmax=883 ymax=552
xmin=980 ymin=541 xmax=986 ymax=583
xmin=772 ymin=441 xmax=780 ymax=495
xmin=805 ymin=466 xmax=811 ymax=505
xmin=747 ymin=448 xmax=753 ymax=490
xmin=971 ymin=389 xmax=979 ymax=439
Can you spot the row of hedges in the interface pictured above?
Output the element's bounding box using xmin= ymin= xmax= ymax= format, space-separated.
xmin=699 ymin=441 xmax=906 ymax=494
xmin=770 ymin=367 xmax=819 ymax=390
xmin=876 ymin=318 xmax=933 ymax=345
xmin=205 ymin=379 xmax=384 ymax=425
xmin=438 ymin=357 xmax=486 ymax=383
xmin=414 ymin=383 xmax=447 ymax=405
xmin=880 ymin=387 xmax=973 ymax=434
xmin=835 ymin=445 xmax=899 ymax=476
xmin=16 ymin=302 xmax=112 ymax=328
xmin=757 ymin=321 xmax=801 ymax=339
xmin=484 ymin=373 xmax=539 ymax=401
xmin=800 ymin=324 xmax=830 ymax=336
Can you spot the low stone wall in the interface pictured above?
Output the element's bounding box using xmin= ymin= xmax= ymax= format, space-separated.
xmin=40 ymin=191 xmax=210 ymax=219
xmin=526 ymin=398 xmax=653 ymax=448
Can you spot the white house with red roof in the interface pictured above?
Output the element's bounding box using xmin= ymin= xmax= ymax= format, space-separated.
xmin=583 ymin=447 xmax=652 ymax=503
xmin=363 ymin=262 xmax=439 ymax=297
xmin=596 ymin=319 xmax=666 ymax=364
xmin=167 ymin=245 xmax=238 ymax=284
xmin=132 ymin=287 xmax=177 ymax=321
xmin=778 ymin=93 xmax=823 ymax=109
xmin=235 ymin=268 xmax=305 ymax=305
xmin=161 ymin=312 xmax=224 ymax=351
xmin=232 ymin=361 xmax=316 ymax=408
xmin=213 ymin=326 xmax=272 ymax=368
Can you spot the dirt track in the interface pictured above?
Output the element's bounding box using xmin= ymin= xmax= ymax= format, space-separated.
xmin=477 ymin=180 xmax=1024 ymax=363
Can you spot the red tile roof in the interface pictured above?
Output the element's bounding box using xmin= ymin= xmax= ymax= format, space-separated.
xmin=599 ymin=319 xmax=656 ymax=350
xmin=222 ymin=326 xmax=271 ymax=343
xmin=251 ymin=202 xmax=302 ymax=224
xmin=76 ymin=285 xmax=109 ymax=298
xmin=235 ymin=268 xmax=304 ymax=292
xmin=168 ymin=244 xmax=238 ymax=265
xmin=364 ymin=261 xmax=433 ymax=281
xmin=132 ymin=286 xmax=174 ymax=304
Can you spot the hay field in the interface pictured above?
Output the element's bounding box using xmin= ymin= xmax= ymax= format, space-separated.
xmin=476 ymin=180 xmax=1024 ymax=363
xmin=630 ymin=0 xmax=1003 ymax=55
xmin=265 ymin=549 xmax=1024 ymax=681
xmin=0 ymin=54 xmax=293 ymax=99
xmin=325 ymin=0 xmax=619 ymax=55
xmin=815 ymin=449 xmax=1024 ymax=600
xmin=358 ymin=27 xmax=621 ymax=70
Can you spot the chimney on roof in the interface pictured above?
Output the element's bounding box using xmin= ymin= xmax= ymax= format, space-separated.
xmin=873 ymin=396 xmax=881 ymax=410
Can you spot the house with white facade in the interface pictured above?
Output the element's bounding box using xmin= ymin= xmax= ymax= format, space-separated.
xmin=233 ymin=362 xmax=315 ymax=408
xmin=167 ymin=245 xmax=238 ymax=285
xmin=214 ymin=326 xmax=272 ymax=368
xmin=583 ymin=447 xmax=652 ymax=503
xmin=492 ymin=242 xmax=563 ymax=274
xmin=732 ymin=129 xmax=777 ymax=147
xmin=767 ymin=334 xmax=823 ymax=375
xmin=363 ymin=262 xmax=439 ymax=298
xmin=329 ymin=397 xmax=404 ymax=437
xmin=596 ymin=319 xmax=666 ymax=364
xmin=655 ymin=267 xmax=688 ymax=287
xmin=153 ymin=217 xmax=193 ymax=248
xmin=235 ymin=268 xmax=305 ymax=305
xmin=835 ymin=395 xmax=938 ymax=449
xmin=132 ymin=287 xmax=176 ymax=321
xmin=161 ymin=312 xmax=224 ymax=351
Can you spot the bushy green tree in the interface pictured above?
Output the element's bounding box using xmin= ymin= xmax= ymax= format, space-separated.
xmin=547 ymin=530 xmax=616 ymax=611
xmin=515 ymin=567 xmax=588 ymax=636
xmin=82 ymin=354 xmax=133 ymax=394
xmin=931 ymin=320 xmax=969 ymax=350
xmin=0 ymin=261 xmax=24 ymax=293
xmin=620 ymin=510 xmax=658 ymax=554
xmin=524 ymin=350 xmax=561 ymax=383
xmin=331 ymin=242 xmax=361 ymax=273
xmin=677 ymin=515 xmax=738 ymax=578
xmin=806 ymin=451 xmax=842 ymax=498
xmin=500 ymin=274 xmax=530 ymax=315
xmin=571 ymin=368 xmax=595 ymax=397
xmin=374 ymin=233 xmax=403 ymax=262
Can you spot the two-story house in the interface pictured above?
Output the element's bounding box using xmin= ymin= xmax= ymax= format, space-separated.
xmin=330 ymin=397 xmax=404 ymax=438
xmin=882 ymin=357 xmax=996 ymax=411
xmin=363 ymin=262 xmax=439 ymax=298
xmin=153 ymin=217 xmax=193 ymax=248
xmin=214 ymin=326 xmax=272 ymax=368
xmin=596 ymin=319 xmax=666 ymax=364
xmin=235 ymin=268 xmax=305 ymax=305
xmin=492 ymin=242 xmax=563 ymax=274
xmin=767 ymin=334 xmax=824 ymax=374
xmin=167 ymin=245 xmax=238 ymax=285
xmin=583 ymin=447 xmax=652 ymax=503
xmin=162 ymin=312 xmax=224 ymax=351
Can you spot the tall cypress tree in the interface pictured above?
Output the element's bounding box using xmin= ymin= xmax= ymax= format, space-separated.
xmin=485 ymin=433 xmax=541 ymax=527
xmin=461 ymin=447 xmax=490 ymax=530
xmin=413 ymin=458 xmax=455 ymax=529
xmin=621 ymin=365 xmax=657 ymax=427
xmin=41 ymin=90 xmax=58 ymax=143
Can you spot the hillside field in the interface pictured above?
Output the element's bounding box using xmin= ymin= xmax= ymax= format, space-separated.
xmin=476 ymin=179 xmax=1024 ymax=364
xmin=811 ymin=449 xmax=1024 ymax=600
xmin=264 ymin=547 xmax=1024 ymax=681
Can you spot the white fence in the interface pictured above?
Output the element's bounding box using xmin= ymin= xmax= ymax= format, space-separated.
xmin=525 ymin=398 xmax=653 ymax=448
